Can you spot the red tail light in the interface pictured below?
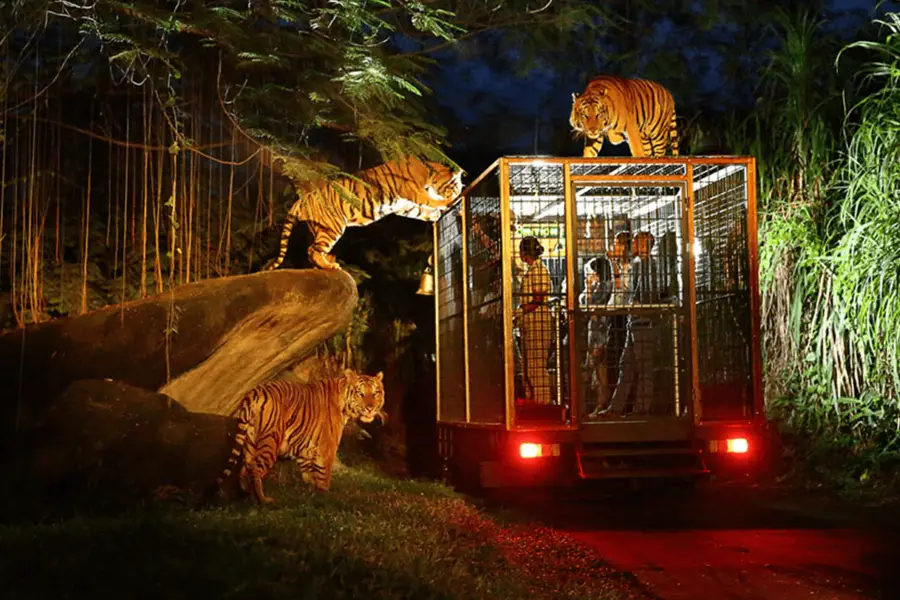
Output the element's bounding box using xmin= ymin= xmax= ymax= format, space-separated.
xmin=708 ymin=438 xmax=751 ymax=454
xmin=520 ymin=443 xmax=540 ymax=458
xmin=726 ymin=438 xmax=749 ymax=454
xmin=518 ymin=443 xmax=560 ymax=459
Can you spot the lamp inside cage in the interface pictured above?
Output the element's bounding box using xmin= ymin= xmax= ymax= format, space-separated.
xmin=416 ymin=254 xmax=434 ymax=296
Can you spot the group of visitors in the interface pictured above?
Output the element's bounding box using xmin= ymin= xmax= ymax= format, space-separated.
xmin=514 ymin=228 xmax=663 ymax=418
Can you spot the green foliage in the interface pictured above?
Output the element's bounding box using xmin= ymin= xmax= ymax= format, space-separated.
xmin=4 ymin=0 xmax=610 ymax=180
xmin=737 ymin=10 xmax=900 ymax=489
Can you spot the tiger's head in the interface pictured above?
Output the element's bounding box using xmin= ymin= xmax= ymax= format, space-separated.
xmin=344 ymin=369 xmax=386 ymax=424
xmin=422 ymin=162 xmax=464 ymax=203
xmin=570 ymin=88 xmax=615 ymax=141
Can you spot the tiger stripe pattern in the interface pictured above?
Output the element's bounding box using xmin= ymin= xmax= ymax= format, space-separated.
xmin=217 ymin=370 xmax=385 ymax=503
xmin=570 ymin=76 xmax=679 ymax=158
xmin=264 ymin=156 xmax=463 ymax=271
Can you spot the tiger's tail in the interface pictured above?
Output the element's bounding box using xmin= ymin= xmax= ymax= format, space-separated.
xmin=216 ymin=394 xmax=256 ymax=487
xmin=263 ymin=213 xmax=298 ymax=271
xmin=668 ymin=110 xmax=679 ymax=157
xmin=216 ymin=422 xmax=250 ymax=487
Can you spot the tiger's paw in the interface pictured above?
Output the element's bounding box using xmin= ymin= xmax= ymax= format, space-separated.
xmin=310 ymin=252 xmax=341 ymax=271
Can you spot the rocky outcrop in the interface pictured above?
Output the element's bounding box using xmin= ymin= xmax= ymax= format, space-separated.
xmin=3 ymin=380 xmax=234 ymax=520
xmin=0 ymin=269 xmax=358 ymax=447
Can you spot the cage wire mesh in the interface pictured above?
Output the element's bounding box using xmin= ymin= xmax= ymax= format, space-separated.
xmin=692 ymin=164 xmax=754 ymax=420
xmin=508 ymin=163 xmax=570 ymax=421
xmin=465 ymin=173 xmax=507 ymax=423
xmin=570 ymin=163 xmax=686 ymax=177
xmin=435 ymin=158 xmax=756 ymax=427
xmin=573 ymin=183 xmax=686 ymax=420
xmin=436 ymin=202 xmax=466 ymax=421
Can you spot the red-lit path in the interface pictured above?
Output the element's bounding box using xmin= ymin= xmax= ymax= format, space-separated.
xmin=490 ymin=481 xmax=898 ymax=600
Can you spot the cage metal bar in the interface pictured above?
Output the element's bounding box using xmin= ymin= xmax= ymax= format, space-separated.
xmin=461 ymin=196 xmax=471 ymax=423
xmin=435 ymin=196 xmax=466 ymax=422
xmin=503 ymin=156 xmax=755 ymax=166
xmin=564 ymin=163 xmax=579 ymax=425
xmin=433 ymin=222 xmax=441 ymax=421
xmin=499 ymin=158 xmax=515 ymax=430
xmin=571 ymin=175 xmax=687 ymax=184
xmin=508 ymin=160 xmax=572 ymax=426
xmin=436 ymin=421 xmax=507 ymax=429
xmin=747 ymin=158 xmax=763 ymax=420
xmin=684 ymin=164 xmax=702 ymax=424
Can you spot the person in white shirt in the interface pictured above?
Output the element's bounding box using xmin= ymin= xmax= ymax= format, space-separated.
xmin=516 ymin=236 xmax=553 ymax=405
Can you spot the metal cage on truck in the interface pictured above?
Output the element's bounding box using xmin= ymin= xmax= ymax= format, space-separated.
xmin=432 ymin=156 xmax=764 ymax=489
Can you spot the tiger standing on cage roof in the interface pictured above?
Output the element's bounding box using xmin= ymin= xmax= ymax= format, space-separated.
xmin=264 ymin=155 xmax=463 ymax=272
xmin=570 ymin=75 xmax=679 ymax=158
xmin=216 ymin=370 xmax=385 ymax=504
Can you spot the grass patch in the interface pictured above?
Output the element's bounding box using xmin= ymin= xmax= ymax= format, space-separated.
xmin=0 ymin=460 xmax=643 ymax=600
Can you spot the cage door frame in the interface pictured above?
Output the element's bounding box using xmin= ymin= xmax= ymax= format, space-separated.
xmin=566 ymin=178 xmax=696 ymax=425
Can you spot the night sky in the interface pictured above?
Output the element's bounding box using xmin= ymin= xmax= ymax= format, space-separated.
xmin=429 ymin=0 xmax=897 ymax=173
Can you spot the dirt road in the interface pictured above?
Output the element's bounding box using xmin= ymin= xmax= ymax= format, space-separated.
xmin=488 ymin=481 xmax=898 ymax=599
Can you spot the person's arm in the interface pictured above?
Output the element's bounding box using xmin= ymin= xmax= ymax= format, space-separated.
xmin=521 ymin=264 xmax=550 ymax=313
xmin=628 ymin=258 xmax=641 ymax=305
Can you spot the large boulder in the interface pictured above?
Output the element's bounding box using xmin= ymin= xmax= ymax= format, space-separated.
xmin=4 ymin=379 xmax=235 ymax=520
xmin=0 ymin=269 xmax=357 ymax=447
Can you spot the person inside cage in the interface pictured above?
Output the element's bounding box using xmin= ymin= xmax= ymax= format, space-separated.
xmin=471 ymin=208 xmax=523 ymax=307
xmin=514 ymin=236 xmax=553 ymax=405
xmin=579 ymin=254 xmax=615 ymax=413
xmin=584 ymin=230 xmax=632 ymax=418
xmin=599 ymin=230 xmax=661 ymax=417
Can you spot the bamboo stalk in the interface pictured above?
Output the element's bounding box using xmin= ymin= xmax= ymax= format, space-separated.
xmin=180 ymin=138 xmax=188 ymax=284
xmin=107 ymin=111 xmax=112 ymax=247
xmin=225 ymin=125 xmax=235 ymax=276
xmin=268 ymin=150 xmax=274 ymax=228
xmin=27 ymin=64 xmax=40 ymax=323
xmin=251 ymin=151 xmax=264 ymax=271
xmin=54 ymin=102 xmax=60 ymax=265
xmin=140 ymin=84 xmax=149 ymax=297
xmin=55 ymin=92 xmax=64 ymax=311
xmin=82 ymin=107 xmax=93 ymax=314
xmin=121 ymin=95 xmax=130 ymax=322
xmin=113 ymin=138 xmax=120 ymax=287
xmin=185 ymin=82 xmax=195 ymax=284
xmin=0 ymin=47 xmax=8 ymax=293
xmin=11 ymin=117 xmax=21 ymax=327
xmin=154 ymin=98 xmax=164 ymax=293
xmin=169 ymin=127 xmax=177 ymax=290
xmin=206 ymin=137 xmax=212 ymax=279
xmin=216 ymin=101 xmax=224 ymax=275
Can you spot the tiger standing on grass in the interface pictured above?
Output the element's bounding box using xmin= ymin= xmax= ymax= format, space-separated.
xmin=217 ymin=370 xmax=386 ymax=503
xmin=264 ymin=155 xmax=464 ymax=271
xmin=570 ymin=75 xmax=679 ymax=158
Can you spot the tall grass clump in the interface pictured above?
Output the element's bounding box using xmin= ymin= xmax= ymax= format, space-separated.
xmin=745 ymin=9 xmax=900 ymax=487
xmin=736 ymin=8 xmax=843 ymax=398
xmin=822 ymin=11 xmax=900 ymax=457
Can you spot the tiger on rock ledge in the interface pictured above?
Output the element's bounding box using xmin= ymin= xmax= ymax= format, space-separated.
xmin=217 ymin=370 xmax=386 ymax=503
xmin=263 ymin=155 xmax=464 ymax=271
xmin=570 ymin=75 xmax=679 ymax=158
